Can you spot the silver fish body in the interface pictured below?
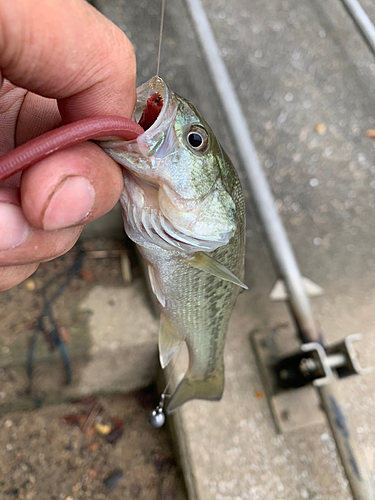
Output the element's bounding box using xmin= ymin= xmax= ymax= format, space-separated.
xmin=100 ymin=76 xmax=246 ymax=413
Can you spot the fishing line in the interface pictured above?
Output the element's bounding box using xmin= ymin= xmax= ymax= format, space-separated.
xmin=156 ymin=0 xmax=166 ymax=76
xmin=149 ymin=0 xmax=174 ymax=429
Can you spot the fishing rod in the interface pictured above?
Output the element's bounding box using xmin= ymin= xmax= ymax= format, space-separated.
xmin=339 ymin=0 xmax=375 ymax=55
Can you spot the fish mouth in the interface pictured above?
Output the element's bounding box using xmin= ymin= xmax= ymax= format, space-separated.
xmin=132 ymin=76 xmax=178 ymax=157
xmin=134 ymin=76 xmax=169 ymax=130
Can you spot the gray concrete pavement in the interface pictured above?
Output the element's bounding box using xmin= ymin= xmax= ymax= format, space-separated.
xmin=91 ymin=0 xmax=375 ymax=498
xmin=0 ymin=251 xmax=159 ymax=414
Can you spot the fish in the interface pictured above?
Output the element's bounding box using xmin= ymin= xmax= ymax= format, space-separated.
xmin=99 ymin=76 xmax=246 ymax=413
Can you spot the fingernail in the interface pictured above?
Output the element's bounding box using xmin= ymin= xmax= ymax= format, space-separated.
xmin=0 ymin=203 xmax=29 ymax=251
xmin=43 ymin=176 xmax=95 ymax=230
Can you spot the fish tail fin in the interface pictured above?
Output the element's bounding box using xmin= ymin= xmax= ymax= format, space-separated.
xmin=166 ymin=367 xmax=224 ymax=414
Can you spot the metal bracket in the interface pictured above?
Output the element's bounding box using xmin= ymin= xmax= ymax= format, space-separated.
xmin=274 ymin=333 xmax=372 ymax=388
xmin=252 ymin=330 xmax=372 ymax=432
xmin=251 ymin=327 xmax=325 ymax=432
xmin=327 ymin=333 xmax=373 ymax=378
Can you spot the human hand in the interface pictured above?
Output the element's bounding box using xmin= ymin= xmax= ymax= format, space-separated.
xmin=0 ymin=0 xmax=136 ymax=290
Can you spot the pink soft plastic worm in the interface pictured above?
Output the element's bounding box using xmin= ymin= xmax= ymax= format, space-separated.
xmin=0 ymin=116 xmax=144 ymax=183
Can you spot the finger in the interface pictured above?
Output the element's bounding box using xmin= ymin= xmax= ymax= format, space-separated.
xmin=0 ymin=0 xmax=136 ymax=120
xmin=0 ymin=200 xmax=82 ymax=265
xmin=0 ymin=82 xmax=62 ymax=190
xmin=0 ymin=187 xmax=20 ymax=204
xmin=20 ymin=142 xmax=123 ymax=230
xmin=0 ymin=81 xmax=61 ymax=150
xmin=0 ymin=263 xmax=39 ymax=291
xmin=15 ymin=89 xmax=61 ymax=145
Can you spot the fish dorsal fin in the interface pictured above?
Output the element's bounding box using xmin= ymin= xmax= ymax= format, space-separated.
xmin=159 ymin=313 xmax=182 ymax=368
xmin=185 ymin=252 xmax=248 ymax=289
xmin=148 ymin=264 xmax=166 ymax=307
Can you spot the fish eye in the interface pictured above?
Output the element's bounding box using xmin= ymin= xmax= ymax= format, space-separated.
xmin=186 ymin=126 xmax=209 ymax=153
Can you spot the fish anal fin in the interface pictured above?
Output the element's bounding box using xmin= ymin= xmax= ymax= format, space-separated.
xmin=167 ymin=368 xmax=224 ymax=414
xmin=159 ymin=313 xmax=182 ymax=369
xmin=185 ymin=252 xmax=248 ymax=290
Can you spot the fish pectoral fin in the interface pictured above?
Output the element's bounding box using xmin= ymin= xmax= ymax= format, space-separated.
xmin=159 ymin=313 xmax=182 ymax=369
xmin=185 ymin=252 xmax=248 ymax=289
xmin=167 ymin=368 xmax=224 ymax=414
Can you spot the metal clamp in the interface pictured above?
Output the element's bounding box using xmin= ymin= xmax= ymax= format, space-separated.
xmin=301 ymin=334 xmax=372 ymax=386
xmin=273 ymin=334 xmax=372 ymax=388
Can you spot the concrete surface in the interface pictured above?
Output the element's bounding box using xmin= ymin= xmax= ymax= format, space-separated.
xmin=0 ymin=394 xmax=187 ymax=500
xmin=92 ymin=0 xmax=375 ymax=498
xmin=77 ymin=281 xmax=158 ymax=395
xmin=0 ymin=247 xmax=159 ymax=415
